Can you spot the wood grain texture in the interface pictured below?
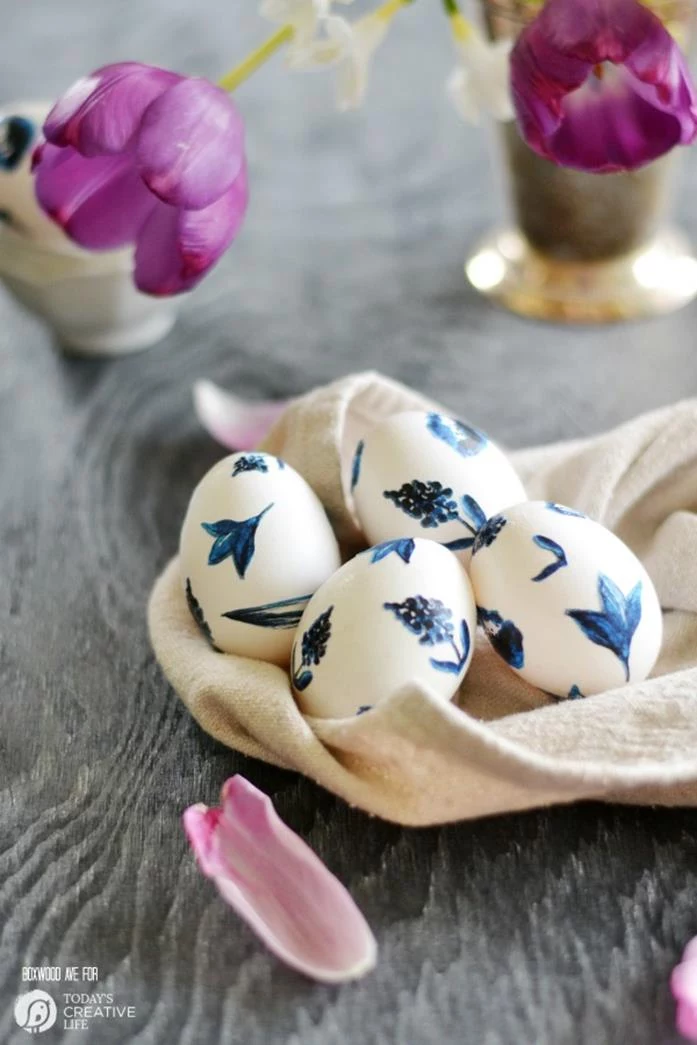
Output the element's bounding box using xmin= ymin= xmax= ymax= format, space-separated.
xmin=2 ymin=2 xmax=697 ymax=1042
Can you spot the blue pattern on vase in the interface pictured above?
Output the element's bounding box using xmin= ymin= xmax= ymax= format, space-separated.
xmin=566 ymin=574 xmax=642 ymax=681
xmin=231 ymin=454 xmax=269 ymax=476
xmin=185 ymin=578 xmax=221 ymax=651
xmin=369 ymin=538 xmax=416 ymax=564
xmin=384 ymin=479 xmax=487 ymax=552
xmin=0 ymin=116 xmax=34 ymax=171
xmin=383 ymin=595 xmax=471 ymax=676
xmin=531 ymin=534 xmax=568 ymax=582
xmin=426 ymin=412 xmax=488 ymax=458
xmin=546 ymin=502 xmax=586 ymax=518
xmin=477 ymin=607 xmax=525 ymax=669
xmin=351 ymin=440 xmax=365 ymax=491
xmin=292 ymin=606 xmax=334 ymax=691
xmin=472 ymin=514 xmax=507 ymax=555
xmin=222 ymin=593 xmax=312 ymax=629
xmin=201 ymin=503 xmax=273 ymax=579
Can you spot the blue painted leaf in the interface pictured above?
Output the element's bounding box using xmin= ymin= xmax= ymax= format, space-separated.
xmin=351 ymin=440 xmax=365 ymax=491
xmin=0 ymin=116 xmax=34 ymax=171
xmin=426 ymin=412 xmax=488 ymax=458
xmin=461 ymin=495 xmax=487 ymax=531
xmin=201 ymin=503 xmax=273 ymax=579
xmin=356 ymin=705 xmax=372 ymax=715
xmin=566 ymin=573 xmax=643 ymax=680
xmin=222 ymin=594 xmax=312 ymax=629
xmin=293 ymin=670 xmax=314 ymax=691
xmin=185 ymin=578 xmax=221 ymax=651
xmin=371 ymin=539 xmax=416 ymax=564
xmin=531 ymin=534 xmax=568 ymax=582
xmin=231 ymin=454 xmax=269 ymax=476
xmin=568 ymin=685 xmax=584 ymax=699
xmin=445 ymin=537 xmax=475 ymax=551
xmin=478 ymin=607 xmax=525 ymax=669
xmin=546 ymin=502 xmax=585 ymax=518
xmin=460 ymin=619 xmax=471 ymax=662
xmin=429 ymin=658 xmax=461 ymax=675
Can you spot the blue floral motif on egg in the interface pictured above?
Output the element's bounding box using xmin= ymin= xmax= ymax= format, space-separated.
xmin=477 ymin=607 xmax=525 ymax=669
xmin=222 ymin=593 xmax=312 ymax=630
xmin=565 ymin=573 xmax=643 ymax=681
xmin=546 ymin=502 xmax=586 ymax=519
xmin=351 ymin=440 xmax=365 ymax=491
xmin=383 ymin=595 xmax=471 ymax=676
xmin=292 ymin=606 xmax=334 ymax=691
xmin=185 ymin=577 xmax=221 ymax=651
xmin=231 ymin=454 xmax=269 ymax=476
xmin=201 ymin=503 xmax=273 ymax=579
xmin=383 ymin=480 xmax=487 ymax=553
xmin=472 ymin=514 xmax=507 ymax=555
xmin=531 ymin=534 xmax=568 ymax=582
xmin=426 ymin=412 xmax=488 ymax=458
xmin=369 ymin=539 xmax=416 ymax=564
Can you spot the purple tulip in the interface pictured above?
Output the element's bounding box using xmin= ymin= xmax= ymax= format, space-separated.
xmin=33 ymin=62 xmax=248 ymax=295
xmin=510 ymin=0 xmax=697 ymax=173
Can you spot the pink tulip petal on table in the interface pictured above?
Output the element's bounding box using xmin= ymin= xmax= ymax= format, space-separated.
xmin=672 ymin=939 xmax=697 ymax=1041
xmin=183 ymin=776 xmax=377 ymax=984
xmin=192 ymin=380 xmax=287 ymax=451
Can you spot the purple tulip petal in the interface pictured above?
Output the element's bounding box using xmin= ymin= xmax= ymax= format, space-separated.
xmin=183 ymin=776 xmax=377 ymax=984
xmin=134 ymin=165 xmax=248 ymax=295
xmin=44 ymin=62 xmax=181 ymax=157
xmin=671 ymin=940 xmax=697 ymax=1041
xmin=510 ymin=0 xmax=697 ymax=172
xmin=34 ymin=142 xmax=155 ymax=249
xmin=136 ymin=78 xmax=245 ymax=210
xmin=193 ymin=380 xmax=287 ymax=450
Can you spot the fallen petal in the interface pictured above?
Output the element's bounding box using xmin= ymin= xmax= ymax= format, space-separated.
xmin=193 ymin=379 xmax=287 ymax=451
xmin=183 ymin=776 xmax=377 ymax=983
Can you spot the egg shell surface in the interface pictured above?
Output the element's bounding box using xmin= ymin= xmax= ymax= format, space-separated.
xmin=351 ymin=410 xmax=527 ymax=563
xmin=180 ymin=452 xmax=341 ymax=664
xmin=291 ymin=537 xmax=477 ymax=719
xmin=469 ymin=501 xmax=663 ymax=698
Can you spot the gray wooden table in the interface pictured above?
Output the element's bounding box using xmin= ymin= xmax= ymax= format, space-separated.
xmin=3 ymin=2 xmax=697 ymax=1042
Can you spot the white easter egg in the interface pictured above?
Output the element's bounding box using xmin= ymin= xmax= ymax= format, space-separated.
xmin=291 ymin=537 xmax=477 ymax=719
xmin=351 ymin=410 xmax=526 ymax=563
xmin=180 ymin=452 xmax=341 ymax=664
xmin=469 ymin=501 xmax=663 ymax=698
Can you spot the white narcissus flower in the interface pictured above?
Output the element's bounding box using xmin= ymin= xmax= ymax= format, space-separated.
xmin=447 ymin=26 xmax=514 ymax=124
xmin=290 ymin=13 xmax=390 ymax=111
xmin=260 ymin=0 xmax=353 ymax=49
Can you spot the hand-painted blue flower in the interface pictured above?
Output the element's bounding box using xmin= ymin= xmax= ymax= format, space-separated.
xmin=566 ymin=574 xmax=642 ymax=681
xmin=370 ymin=539 xmax=416 ymax=564
xmin=0 ymin=116 xmax=34 ymax=171
xmin=384 ymin=480 xmax=459 ymax=528
xmin=531 ymin=534 xmax=568 ymax=582
xmin=426 ymin=412 xmax=488 ymax=458
xmin=222 ymin=593 xmax=312 ymax=629
xmin=292 ymin=606 xmax=334 ymax=691
xmin=568 ymin=685 xmax=585 ymax=699
xmin=478 ymin=607 xmax=525 ymax=669
xmin=231 ymin=454 xmax=269 ymax=476
xmin=546 ymin=502 xmax=586 ymax=518
xmin=185 ymin=577 xmax=221 ymax=651
xmin=472 ymin=514 xmax=507 ymax=555
xmin=351 ymin=440 xmax=365 ymax=492
xmin=201 ymin=503 xmax=273 ymax=579
xmin=384 ymin=596 xmax=470 ymax=676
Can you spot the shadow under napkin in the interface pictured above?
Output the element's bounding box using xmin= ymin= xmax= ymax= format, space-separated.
xmin=148 ymin=371 xmax=697 ymax=826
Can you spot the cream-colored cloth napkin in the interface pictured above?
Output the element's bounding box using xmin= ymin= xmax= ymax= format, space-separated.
xmin=148 ymin=371 xmax=697 ymax=826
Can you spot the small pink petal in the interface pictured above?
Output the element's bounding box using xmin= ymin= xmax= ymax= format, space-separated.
xmin=136 ymin=78 xmax=245 ymax=210
xmin=677 ymin=999 xmax=697 ymax=1042
xmin=183 ymin=776 xmax=377 ymax=984
xmin=192 ymin=380 xmax=287 ymax=451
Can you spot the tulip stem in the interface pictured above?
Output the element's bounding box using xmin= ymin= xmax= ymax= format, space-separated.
xmin=218 ymin=24 xmax=294 ymax=93
xmin=441 ymin=0 xmax=474 ymax=41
